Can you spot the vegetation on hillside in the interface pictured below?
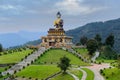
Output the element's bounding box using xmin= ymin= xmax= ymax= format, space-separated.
xmin=0 ymin=44 xmax=3 ymax=52
xmin=58 ymin=56 xmax=70 ymax=73
xmin=51 ymin=73 xmax=74 ymax=80
xmin=86 ymin=39 xmax=98 ymax=55
xmin=0 ymin=48 xmax=33 ymax=64
xmin=77 ymin=33 xmax=118 ymax=61
xmin=15 ymin=65 xmax=60 ymax=80
xmin=101 ymin=68 xmax=120 ymax=80
xmin=66 ymin=18 xmax=120 ymax=52
xmin=33 ymin=49 xmax=90 ymax=66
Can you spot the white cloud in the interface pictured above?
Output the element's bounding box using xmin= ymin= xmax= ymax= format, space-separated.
xmin=55 ymin=0 xmax=107 ymax=15
xmin=0 ymin=4 xmax=17 ymax=10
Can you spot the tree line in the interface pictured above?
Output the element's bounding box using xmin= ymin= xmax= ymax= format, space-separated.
xmin=78 ymin=33 xmax=114 ymax=55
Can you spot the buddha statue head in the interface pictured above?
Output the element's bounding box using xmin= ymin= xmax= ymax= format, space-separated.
xmin=54 ymin=12 xmax=63 ymax=29
xmin=56 ymin=12 xmax=61 ymax=18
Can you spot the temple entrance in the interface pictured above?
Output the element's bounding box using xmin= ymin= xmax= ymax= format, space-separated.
xmin=49 ymin=42 xmax=55 ymax=46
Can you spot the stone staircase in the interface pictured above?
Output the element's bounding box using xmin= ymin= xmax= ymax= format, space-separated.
xmin=2 ymin=47 xmax=46 ymax=76
xmin=66 ymin=48 xmax=89 ymax=62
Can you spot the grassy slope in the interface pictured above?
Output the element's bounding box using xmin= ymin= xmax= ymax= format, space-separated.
xmin=82 ymin=68 xmax=94 ymax=80
xmin=74 ymin=48 xmax=90 ymax=59
xmin=103 ymin=68 xmax=120 ymax=80
xmin=96 ymin=59 xmax=116 ymax=63
xmin=0 ymin=67 xmax=6 ymax=73
xmin=34 ymin=49 xmax=89 ymax=66
xmin=0 ymin=49 xmax=33 ymax=64
xmin=69 ymin=69 xmax=83 ymax=80
xmin=15 ymin=65 xmax=60 ymax=79
xmin=51 ymin=73 xmax=74 ymax=80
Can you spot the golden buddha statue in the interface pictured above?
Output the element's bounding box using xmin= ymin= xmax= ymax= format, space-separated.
xmin=54 ymin=12 xmax=63 ymax=30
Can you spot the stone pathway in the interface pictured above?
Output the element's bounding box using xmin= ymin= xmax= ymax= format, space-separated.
xmin=2 ymin=47 xmax=46 ymax=76
xmin=91 ymin=51 xmax=100 ymax=62
xmin=84 ymin=63 xmax=110 ymax=80
xmin=67 ymin=71 xmax=79 ymax=80
xmin=77 ymin=68 xmax=87 ymax=80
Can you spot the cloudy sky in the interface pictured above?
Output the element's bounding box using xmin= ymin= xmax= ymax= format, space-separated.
xmin=0 ymin=0 xmax=120 ymax=33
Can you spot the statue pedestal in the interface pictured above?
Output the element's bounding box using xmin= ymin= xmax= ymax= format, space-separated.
xmin=41 ymin=28 xmax=73 ymax=48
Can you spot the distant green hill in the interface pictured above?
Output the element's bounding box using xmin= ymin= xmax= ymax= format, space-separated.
xmin=66 ymin=18 xmax=120 ymax=53
xmin=24 ymin=39 xmax=41 ymax=46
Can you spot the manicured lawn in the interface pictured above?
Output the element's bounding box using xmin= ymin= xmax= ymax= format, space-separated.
xmin=75 ymin=48 xmax=90 ymax=59
xmin=34 ymin=49 xmax=90 ymax=66
xmin=82 ymin=68 xmax=94 ymax=80
xmin=0 ymin=67 xmax=5 ymax=72
xmin=69 ymin=69 xmax=83 ymax=80
xmin=51 ymin=73 xmax=74 ymax=80
xmin=0 ymin=49 xmax=33 ymax=64
xmin=102 ymin=68 xmax=120 ymax=80
xmin=15 ymin=65 xmax=60 ymax=79
xmin=97 ymin=59 xmax=116 ymax=63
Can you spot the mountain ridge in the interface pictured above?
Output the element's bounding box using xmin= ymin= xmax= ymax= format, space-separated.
xmin=66 ymin=18 xmax=120 ymax=52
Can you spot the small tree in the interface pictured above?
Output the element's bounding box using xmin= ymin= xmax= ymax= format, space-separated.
xmin=0 ymin=44 xmax=3 ymax=52
xmin=86 ymin=39 xmax=98 ymax=55
xmin=58 ymin=56 xmax=70 ymax=73
xmin=80 ymin=36 xmax=88 ymax=46
xmin=105 ymin=34 xmax=114 ymax=47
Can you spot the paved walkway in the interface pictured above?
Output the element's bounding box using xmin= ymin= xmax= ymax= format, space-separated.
xmin=85 ymin=63 xmax=110 ymax=80
xmin=67 ymin=71 xmax=79 ymax=80
xmin=91 ymin=51 xmax=100 ymax=62
xmin=2 ymin=47 xmax=46 ymax=76
xmin=77 ymin=68 xmax=87 ymax=80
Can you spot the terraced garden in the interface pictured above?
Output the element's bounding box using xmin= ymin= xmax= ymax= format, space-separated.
xmin=1 ymin=48 xmax=115 ymax=80
xmin=102 ymin=68 xmax=120 ymax=80
xmin=0 ymin=49 xmax=33 ymax=64
xmin=15 ymin=65 xmax=60 ymax=79
xmin=13 ymin=48 xmax=92 ymax=80
xmin=51 ymin=73 xmax=74 ymax=80
xmin=34 ymin=49 xmax=90 ymax=66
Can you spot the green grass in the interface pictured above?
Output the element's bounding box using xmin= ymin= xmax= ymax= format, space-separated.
xmin=51 ymin=73 xmax=74 ymax=80
xmin=0 ymin=67 xmax=6 ymax=72
xmin=74 ymin=48 xmax=90 ymax=59
xmin=82 ymin=68 xmax=94 ymax=80
xmin=0 ymin=67 xmax=10 ymax=80
xmin=0 ymin=49 xmax=33 ymax=64
xmin=15 ymin=65 xmax=60 ymax=79
xmin=102 ymin=68 xmax=120 ymax=80
xmin=34 ymin=49 xmax=90 ymax=66
xmin=69 ymin=69 xmax=83 ymax=80
xmin=96 ymin=59 xmax=116 ymax=63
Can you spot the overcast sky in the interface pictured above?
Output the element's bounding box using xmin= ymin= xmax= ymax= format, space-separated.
xmin=0 ymin=0 xmax=120 ymax=34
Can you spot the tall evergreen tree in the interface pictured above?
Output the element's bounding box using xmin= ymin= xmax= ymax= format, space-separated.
xmin=94 ymin=34 xmax=102 ymax=43
xmin=105 ymin=34 xmax=114 ymax=47
xmin=80 ymin=36 xmax=88 ymax=45
xmin=0 ymin=44 xmax=3 ymax=52
xmin=86 ymin=39 xmax=98 ymax=55
xmin=118 ymin=55 xmax=120 ymax=69
xmin=94 ymin=34 xmax=102 ymax=49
